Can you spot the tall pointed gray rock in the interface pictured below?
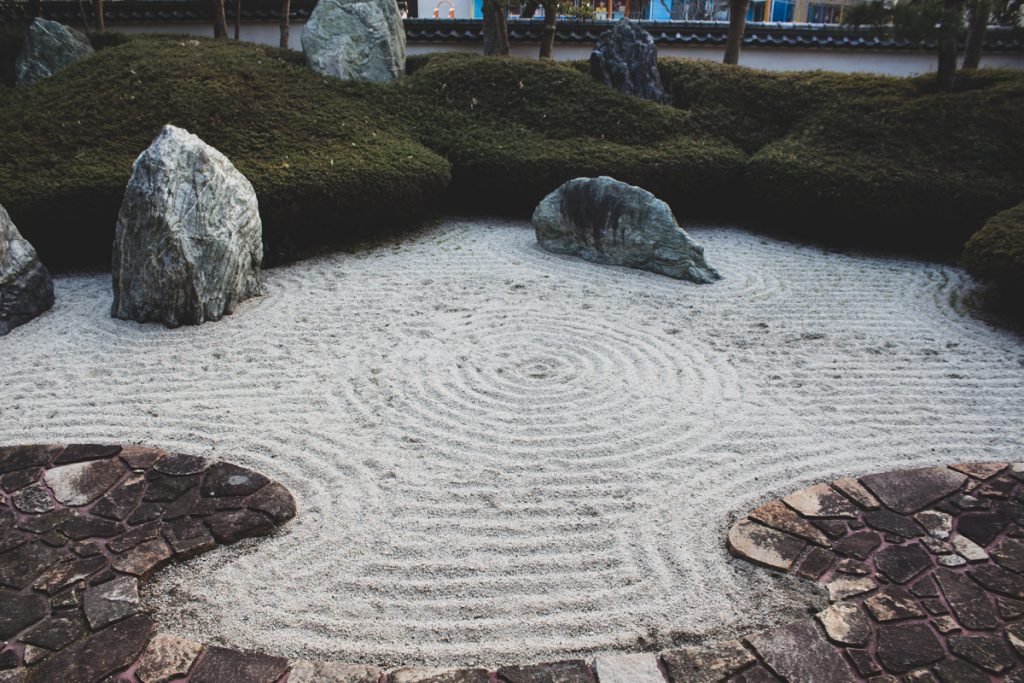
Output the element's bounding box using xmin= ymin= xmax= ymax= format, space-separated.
xmin=533 ymin=176 xmax=720 ymax=283
xmin=15 ymin=18 xmax=95 ymax=87
xmin=112 ymin=125 xmax=263 ymax=328
xmin=590 ymin=20 xmax=667 ymax=103
xmin=0 ymin=203 xmax=55 ymax=335
xmin=301 ymin=0 xmax=406 ymax=83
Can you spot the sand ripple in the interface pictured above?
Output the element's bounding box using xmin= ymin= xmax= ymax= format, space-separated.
xmin=0 ymin=219 xmax=1021 ymax=667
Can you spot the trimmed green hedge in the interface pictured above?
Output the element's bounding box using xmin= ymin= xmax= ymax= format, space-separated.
xmin=963 ymin=201 xmax=1024 ymax=294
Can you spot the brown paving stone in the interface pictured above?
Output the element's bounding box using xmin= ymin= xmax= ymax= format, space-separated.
xmin=860 ymin=466 xmax=967 ymax=515
xmin=203 ymin=509 xmax=275 ymax=544
xmin=933 ymin=659 xmax=991 ymax=683
xmin=976 ymin=475 xmax=1017 ymax=498
xmin=58 ymin=512 xmax=124 ymax=540
xmin=33 ymin=555 xmax=108 ymax=594
xmin=142 ymin=471 xmax=199 ymax=503
xmin=832 ymin=530 xmax=882 ymax=559
xmin=745 ymin=619 xmax=857 ymax=683
xmin=809 ymin=518 xmax=848 ymax=539
xmin=782 ymin=483 xmax=859 ymax=518
xmin=15 ymin=508 xmax=73 ymax=534
xmin=163 ymin=516 xmax=216 ymax=558
xmin=831 ymin=477 xmax=881 ymax=509
xmin=0 ymin=590 xmax=47 ymax=640
xmin=111 ymin=537 xmax=173 ymax=577
xmin=794 ymin=546 xmax=834 ymax=580
xmin=83 ymin=575 xmax=141 ymax=629
xmin=846 ymin=648 xmax=879 ymax=677
xmin=913 ymin=510 xmax=953 ymax=539
xmin=21 ymin=617 xmax=86 ymax=650
xmin=749 ymin=500 xmax=830 ymax=546
xmin=495 ymin=659 xmax=590 ymax=683
xmin=661 ymin=641 xmax=755 ymax=683
xmin=875 ymin=622 xmax=945 ymax=674
xmin=934 ymin=567 xmax=1000 ymax=630
xmin=248 ymin=482 xmax=297 ymax=523
xmin=957 ymin=510 xmax=1009 ymax=546
xmin=43 ymin=458 xmax=125 ymax=507
xmin=947 ymin=633 xmax=1015 ymax=673
xmin=727 ymin=519 xmax=805 ymax=571
xmin=26 ymin=613 xmax=153 ymax=683
xmin=863 ymin=509 xmax=925 ymax=538
xmin=135 ymin=633 xmax=203 ymax=683
xmin=826 ymin=574 xmax=876 ymax=601
xmin=0 ymin=468 xmax=42 ymax=493
xmin=11 ymin=484 xmax=54 ymax=514
xmin=873 ymin=543 xmax=932 ymax=584
xmin=992 ymin=536 xmax=1024 ymax=573
xmin=816 ymin=603 xmax=870 ymax=646
xmin=189 ymin=646 xmax=288 ymax=683
xmin=728 ymin=665 xmax=781 ymax=682
xmin=998 ymin=595 xmax=1024 ymax=619
xmin=152 ymin=453 xmax=206 ymax=476
xmin=834 ymin=558 xmax=870 ymax=575
xmin=950 ymin=462 xmax=1008 ymax=479
xmin=390 ymin=668 xmax=491 ymax=683
xmin=909 ymin=574 xmax=939 ymax=597
xmin=591 ymin=654 xmax=664 ymax=683
xmin=969 ymin=563 xmax=1024 ymax=598
xmin=0 ymin=445 xmax=61 ymax=473
xmin=287 ymin=660 xmax=380 ymax=683
xmin=108 ymin=520 xmax=163 ymax=553
xmin=951 ymin=534 xmax=989 ymax=562
xmin=0 ymin=541 xmax=67 ymax=589
xmin=932 ymin=614 xmax=960 ymax=633
xmin=118 ymin=446 xmax=165 ymax=470
xmin=91 ymin=474 xmax=146 ymax=521
xmin=863 ymin=586 xmax=926 ymax=621
xmin=200 ymin=462 xmax=270 ymax=497
xmin=53 ymin=444 xmax=122 ymax=465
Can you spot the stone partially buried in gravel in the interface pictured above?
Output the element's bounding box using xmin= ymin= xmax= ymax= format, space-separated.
xmin=301 ymin=0 xmax=405 ymax=83
xmin=860 ymin=466 xmax=967 ymax=514
xmin=0 ymin=202 xmax=54 ymax=336
xmin=14 ymin=18 xmax=94 ymax=86
xmin=496 ymin=660 xmax=590 ymax=683
xmin=43 ymin=457 xmax=125 ymax=506
xmin=390 ymin=669 xmax=490 ymax=683
xmin=533 ymin=177 xmax=720 ymax=283
xmin=660 ymin=641 xmax=756 ymax=683
xmin=816 ymin=603 xmax=870 ymax=646
xmin=589 ymin=20 xmax=667 ymax=102
xmin=111 ymin=124 xmax=263 ymax=327
xmin=592 ymin=654 xmax=664 ymax=683
xmin=727 ymin=519 xmax=805 ymax=571
xmin=29 ymin=614 xmax=154 ymax=683
xmin=135 ymin=633 xmax=204 ymax=683
xmin=189 ymin=646 xmax=288 ymax=683
xmin=745 ymin=619 xmax=857 ymax=682
xmin=83 ymin=576 xmax=141 ymax=629
xmin=287 ymin=660 xmax=380 ymax=683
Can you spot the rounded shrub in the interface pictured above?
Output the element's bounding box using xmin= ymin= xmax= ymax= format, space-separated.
xmin=963 ymin=201 xmax=1024 ymax=293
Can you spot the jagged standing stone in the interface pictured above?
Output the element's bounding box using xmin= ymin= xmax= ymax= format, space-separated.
xmin=590 ymin=20 xmax=667 ymax=103
xmin=0 ymin=203 xmax=54 ymax=335
xmin=15 ymin=18 xmax=95 ymax=86
xmin=533 ymin=176 xmax=720 ymax=283
xmin=302 ymin=0 xmax=405 ymax=83
xmin=111 ymin=125 xmax=263 ymax=327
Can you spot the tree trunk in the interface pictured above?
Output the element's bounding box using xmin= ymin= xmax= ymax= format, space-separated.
xmin=724 ymin=0 xmax=751 ymax=65
xmin=280 ymin=0 xmax=291 ymax=48
xmin=539 ymin=0 xmax=557 ymax=58
xmin=234 ymin=0 xmax=241 ymax=39
xmin=936 ymin=0 xmax=961 ymax=90
xmin=483 ymin=0 xmax=510 ymax=55
xmin=96 ymin=0 xmax=105 ymax=31
xmin=29 ymin=0 xmax=41 ymax=18
xmin=213 ymin=0 xmax=229 ymax=39
xmin=963 ymin=0 xmax=989 ymax=69
xmin=520 ymin=0 xmax=539 ymax=17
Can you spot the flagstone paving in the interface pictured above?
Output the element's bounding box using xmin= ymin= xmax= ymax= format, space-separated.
xmin=1 ymin=444 xmax=1023 ymax=681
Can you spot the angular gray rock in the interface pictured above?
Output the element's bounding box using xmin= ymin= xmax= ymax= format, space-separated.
xmin=15 ymin=18 xmax=95 ymax=87
xmin=301 ymin=0 xmax=405 ymax=83
xmin=0 ymin=203 xmax=54 ymax=336
xmin=111 ymin=125 xmax=263 ymax=327
xmin=532 ymin=176 xmax=720 ymax=283
xmin=590 ymin=20 xmax=667 ymax=103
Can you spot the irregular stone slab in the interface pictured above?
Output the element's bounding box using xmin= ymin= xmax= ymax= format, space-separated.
xmin=0 ymin=203 xmax=54 ymax=336
xmin=33 ymin=555 xmax=107 ymax=594
xmin=933 ymin=659 xmax=991 ymax=683
xmin=999 ymin=595 xmax=1024 ymax=619
xmin=287 ymin=660 xmax=380 ymax=683
xmin=200 ymin=462 xmax=270 ymax=498
xmin=301 ymin=0 xmax=405 ymax=83
xmin=992 ymin=536 xmax=1024 ymax=573
xmin=189 ymin=646 xmax=288 ymax=683
xmin=832 ymin=530 xmax=882 ymax=559
xmin=749 ymin=500 xmax=830 ymax=546
xmin=390 ymin=668 xmax=490 ymax=683
xmin=969 ymin=564 xmax=1024 ymax=598
xmin=0 ymin=445 xmax=60 ymax=474
xmin=11 ymin=484 xmax=54 ymax=513
xmin=815 ymin=603 xmax=870 ymax=646
xmin=914 ymin=509 xmax=953 ymax=539
xmin=826 ymin=575 xmax=876 ymax=601
xmin=28 ymin=614 xmax=154 ymax=683
xmin=860 ymin=466 xmax=967 ymax=514
xmin=795 ymin=546 xmax=834 ymax=580
xmin=248 ymin=481 xmax=297 ymax=523
xmin=14 ymin=18 xmax=94 ymax=86
xmin=53 ymin=444 xmax=122 ymax=465
xmin=957 ymin=511 xmax=1007 ymax=546
xmin=745 ymin=619 xmax=857 ymax=683
xmin=43 ymin=457 xmax=125 ymax=506
xmin=203 ymin=509 xmax=274 ymax=544
xmin=935 ymin=567 xmax=999 ymax=630
xmin=83 ymin=576 xmax=141 ymax=629
xmin=950 ymin=462 xmax=1008 ymax=479
xmin=589 ymin=20 xmax=667 ymax=103
xmin=496 ymin=660 xmax=590 ymax=682
xmin=119 ymin=446 xmax=165 ymax=469
xmin=0 ymin=541 xmax=65 ymax=589
xmin=730 ymin=665 xmax=781 ymax=682
xmin=783 ymin=483 xmax=858 ymax=518
xmin=660 ymin=641 xmax=755 ymax=683
xmin=874 ymin=543 xmax=932 ymax=583
xmin=136 ymin=633 xmax=204 ymax=683
xmin=21 ymin=616 xmax=86 ymax=650
xmin=863 ymin=586 xmax=925 ymax=621
xmin=153 ymin=452 xmax=206 ymax=476
xmin=0 ymin=590 xmax=47 ymax=639
xmin=863 ymin=509 xmax=924 ymax=538
xmin=91 ymin=474 xmax=146 ymax=521
xmin=727 ymin=519 xmax=805 ymax=571
xmin=111 ymin=537 xmax=173 ymax=577
xmin=533 ymin=177 xmax=720 ymax=284
xmin=831 ymin=477 xmax=880 ymax=509
xmin=948 ymin=634 xmax=1014 ymax=673
xmin=875 ymin=622 xmax=945 ymax=673
xmin=111 ymin=125 xmax=263 ymax=327
xmin=951 ymin=534 xmax=989 ymax=561
xmin=591 ymin=654 xmax=663 ymax=683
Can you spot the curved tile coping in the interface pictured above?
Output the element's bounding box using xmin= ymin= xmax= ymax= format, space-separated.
xmin=2 ymin=445 xmax=1023 ymax=682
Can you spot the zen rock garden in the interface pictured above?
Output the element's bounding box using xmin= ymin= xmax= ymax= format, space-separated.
xmin=2 ymin=5 xmax=1023 ymax=683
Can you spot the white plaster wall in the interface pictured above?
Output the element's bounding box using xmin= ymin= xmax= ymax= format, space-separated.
xmin=111 ymin=22 xmax=1024 ymax=75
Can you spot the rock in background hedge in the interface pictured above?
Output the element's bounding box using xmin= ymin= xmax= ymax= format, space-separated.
xmin=0 ymin=202 xmax=54 ymax=335
xmin=533 ymin=176 xmax=720 ymax=283
xmin=112 ymin=125 xmax=263 ymax=328
xmin=15 ymin=18 xmax=95 ymax=86
xmin=590 ymin=20 xmax=667 ymax=104
xmin=302 ymin=0 xmax=405 ymax=83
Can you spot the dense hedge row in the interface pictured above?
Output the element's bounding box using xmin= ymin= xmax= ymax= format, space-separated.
xmin=1 ymin=33 xmax=1022 ymax=277
xmin=963 ymin=201 xmax=1024 ymax=296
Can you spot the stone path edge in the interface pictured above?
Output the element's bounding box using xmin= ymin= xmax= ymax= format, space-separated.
xmin=4 ymin=444 xmax=1023 ymax=682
